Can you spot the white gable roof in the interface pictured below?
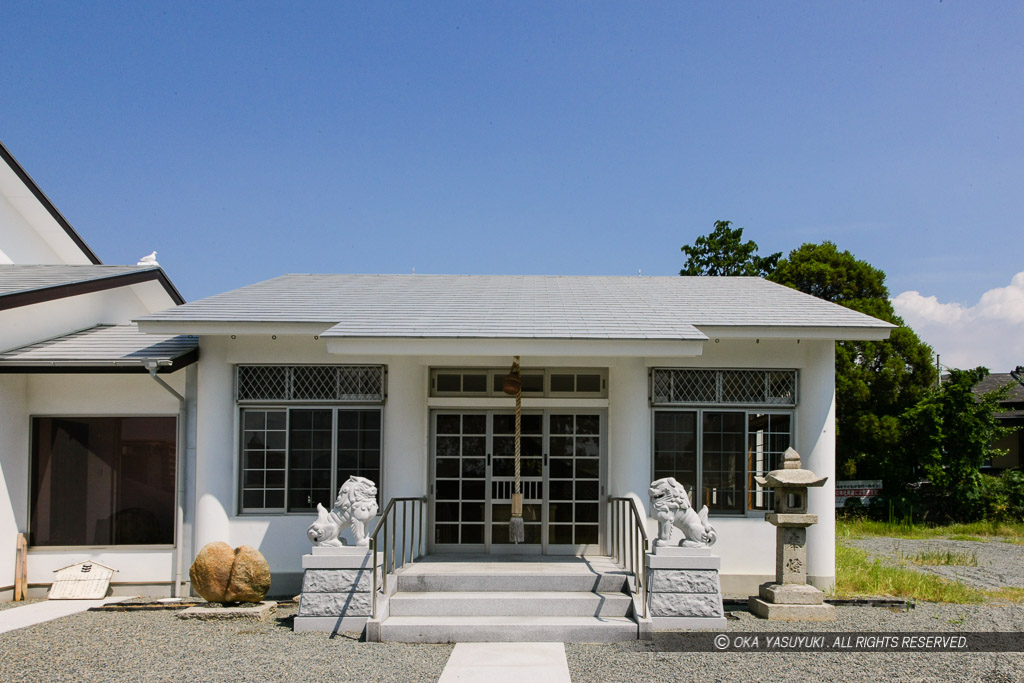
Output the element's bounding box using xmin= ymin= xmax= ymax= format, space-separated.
xmin=137 ymin=274 xmax=894 ymax=342
xmin=0 ymin=141 xmax=100 ymax=265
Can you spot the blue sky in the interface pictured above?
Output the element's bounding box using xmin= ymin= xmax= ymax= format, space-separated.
xmin=3 ymin=2 xmax=1022 ymax=368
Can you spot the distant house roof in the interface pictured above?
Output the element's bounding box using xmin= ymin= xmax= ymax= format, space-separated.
xmin=137 ymin=274 xmax=894 ymax=341
xmin=0 ymin=324 xmax=197 ymax=373
xmin=0 ymin=264 xmax=185 ymax=310
xmin=973 ymin=373 xmax=1024 ymax=419
xmin=0 ymin=140 xmax=101 ymax=264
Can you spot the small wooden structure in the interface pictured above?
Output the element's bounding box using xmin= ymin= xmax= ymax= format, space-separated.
xmin=48 ymin=561 xmax=116 ymax=600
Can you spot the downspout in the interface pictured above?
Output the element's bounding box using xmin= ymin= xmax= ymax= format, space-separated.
xmin=147 ymin=363 xmax=187 ymax=598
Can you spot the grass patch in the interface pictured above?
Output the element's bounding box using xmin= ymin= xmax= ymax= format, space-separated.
xmin=838 ymin=518 xmax=1024 ymax=541
xmin=984 ymin=587 xmax=1024 ymax=603
xmin=900 ymin=549 xmax=978 ymax=566
xmin=833 ymin=544 xmax=984 ymax=603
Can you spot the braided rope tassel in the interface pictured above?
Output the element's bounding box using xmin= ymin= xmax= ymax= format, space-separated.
xmin=509 ymin=356 xmax=525 ymax=543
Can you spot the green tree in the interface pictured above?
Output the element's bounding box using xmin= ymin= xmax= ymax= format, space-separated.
xmin=767 ymin=242 xmax=938 ymax=483
xmin=679 ymin=220 xmax=781 ymax=276
xmin=900 ymin=368 xmax=1011 ymax=521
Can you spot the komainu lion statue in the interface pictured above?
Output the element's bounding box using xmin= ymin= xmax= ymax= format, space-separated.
xmin=306 ymin=503 xmax=345 ymax=547
xmin=305 ymin=476 xmax=380 ymax=547
xmin=649 ymin=477 xmax=717 ymax=548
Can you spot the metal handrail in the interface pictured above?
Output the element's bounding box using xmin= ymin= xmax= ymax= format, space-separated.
xmin=607 ymin=496 xmax=649 ymax=620
xmin=369 ymin=496 xmax=426 ymax=619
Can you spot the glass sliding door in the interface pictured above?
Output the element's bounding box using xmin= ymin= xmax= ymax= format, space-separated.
xmin=547 ymin=413 xmax=602 ymax=552
xmin=430 ymin=410 xmax=604 ymax=554
xmin=490 ymin=412 xmax=543 ymax=552
xmin=432 ymin=413 xmax=488 ymax=551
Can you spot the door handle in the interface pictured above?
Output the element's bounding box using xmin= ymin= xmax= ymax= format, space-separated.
xmin=544 ymin=453 xmax=548 ymax=467
xmin=487 ymin=453 xmax=491 ymax=468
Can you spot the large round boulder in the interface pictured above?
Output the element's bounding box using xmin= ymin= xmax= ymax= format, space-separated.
xmin=189 ymin=542 xmax=271 ymax=603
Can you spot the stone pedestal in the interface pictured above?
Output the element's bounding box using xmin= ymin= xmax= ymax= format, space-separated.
xmin=748 ymin=582 xmax=835 ymax=621
xmin=747 ymin=513 xmax=835 ymax=621
xmin=646 ymin=547 xmax=726 ymax=629
xmin=749 ymin=448 xmax=835 ymax=621
xmin=293 ymin=546 xmax=383 ymax=633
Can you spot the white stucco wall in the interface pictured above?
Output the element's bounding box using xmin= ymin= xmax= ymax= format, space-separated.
xmin=188 ymin=333 xmax=839 ymax=596
xmin=0 ymin=375 xmax=29 ymax=596
xmin=0 ymin=192 xmax=66 ymax=264
xmin=640 ymin=337 xmax=836 ymax=591
xmin=0 ymin=372 xmax=188 ymax=595
xmin=0 ymin=288 xmax=155 ymax=353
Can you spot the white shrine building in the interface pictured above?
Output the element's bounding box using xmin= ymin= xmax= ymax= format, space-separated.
xmin=0 ymin=140 xmax=892 ymax=602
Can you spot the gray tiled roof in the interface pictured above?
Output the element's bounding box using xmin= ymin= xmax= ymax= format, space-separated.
xmin=973 ymin=373 xmax=1024 ymax=402
xmin=0 ymin=264 xmax=161 ymax=296
xmin=138 ymin=274 xmax=893 ymax=340
xmin=0 ymin=324 xmax=197 ymax=368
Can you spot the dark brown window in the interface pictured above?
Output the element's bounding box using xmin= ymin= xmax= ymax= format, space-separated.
xmin=31 ymin=417 xmax=176 ymax=546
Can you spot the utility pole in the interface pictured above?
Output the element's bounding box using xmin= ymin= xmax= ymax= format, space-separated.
xmin=936 ymin=354 xmax=941 ymax=386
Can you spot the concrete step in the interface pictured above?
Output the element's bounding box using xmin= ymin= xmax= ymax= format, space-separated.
xmin=396 ymin=570 xmax=629 ymax=593
xmin=388 ymin=591 xmax=633 ymax=617
xmin=378 ymin=615 xmax=639 ymax=643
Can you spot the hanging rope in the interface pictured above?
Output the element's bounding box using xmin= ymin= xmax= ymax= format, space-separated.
xmin=515 ymin=383 xmax=521 ymax=498
xmin=504 ymin=356 xmax=525 ymax=543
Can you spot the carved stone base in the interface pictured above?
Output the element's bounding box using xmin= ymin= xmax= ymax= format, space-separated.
xmin=748 ymin=598 xmax=836 ymax=621
xmin=646 ymin=550 xmax=726 ymax=630
xmin=749 ymin=581 xmax=835 ymax=621
xmin=293 ymin=548 xmax=382 ymax=633
xmin=759 ymin=582 xmax=824 ymax=605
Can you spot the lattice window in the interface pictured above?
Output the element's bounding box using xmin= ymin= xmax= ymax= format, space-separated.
xmin=653 ymin=408 xmax=794 ymax=515
xmin=651 ymin=369 xmax=797 ymax=406
xmin=237 ymin=365 xmax=385 ymax=402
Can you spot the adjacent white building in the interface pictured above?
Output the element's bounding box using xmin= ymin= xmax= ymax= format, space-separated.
xmin=1 ymin=140 xmax=893 ymax=602
xmin=0 ymin=142 xmax=196 ymax=600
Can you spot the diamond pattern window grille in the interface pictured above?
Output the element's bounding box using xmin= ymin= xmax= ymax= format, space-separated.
xmin=652 ymin=369 xmax=796 ymax=406
xmin=237 ymin=365 xmax=385 ymax=402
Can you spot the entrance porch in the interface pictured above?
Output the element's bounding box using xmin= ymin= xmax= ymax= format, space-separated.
xmin=366 ymin=554 xmax=645 ymax=642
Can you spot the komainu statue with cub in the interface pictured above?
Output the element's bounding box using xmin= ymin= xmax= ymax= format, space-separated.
xmin=649 ymin=477 xmax=717 ymax=548
xmin=306 ymin=476 xmax=379 ymax=547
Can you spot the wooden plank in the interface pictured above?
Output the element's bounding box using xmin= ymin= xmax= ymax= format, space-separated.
xmin=14 ymin=533 xmax=27 ymax=601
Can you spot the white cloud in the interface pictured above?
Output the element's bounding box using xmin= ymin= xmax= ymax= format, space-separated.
xmin=891 ymin=271 xmax=1024 ymax=373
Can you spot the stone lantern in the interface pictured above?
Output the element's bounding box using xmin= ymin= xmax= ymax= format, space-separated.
xmin=748 ymin=447 xmax=835 ymax=621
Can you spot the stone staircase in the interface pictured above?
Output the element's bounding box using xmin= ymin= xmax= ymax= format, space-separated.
xmin=366 ymin=555 xmax=643 ymax=642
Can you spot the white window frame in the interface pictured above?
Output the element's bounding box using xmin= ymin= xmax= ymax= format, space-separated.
xmin=238 ymin=405 xmax=384 ymax=515
xmin=430 ymin=367 xmax=608 ymax=399
xmin=651 ymin=407 xmax=796 ymax=517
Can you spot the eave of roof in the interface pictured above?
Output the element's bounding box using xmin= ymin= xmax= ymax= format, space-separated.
xmin=0 ymin=324 xmax=198 ymax=374
xmin=0 ymin=140 xmax=101 ymax=265
xmin=0 ymin=265 xmax=185 ymax=310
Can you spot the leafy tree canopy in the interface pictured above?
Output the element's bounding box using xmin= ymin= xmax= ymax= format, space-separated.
xmin=768 ymin=242 xmax=889 ymax=308
xmin=766 ymin=241 xmax=938 ymax=480
xmin=680 ymin=220 xmax=781 ymax=277
xmin=900 ymin=367 xmax=1012 ymax=521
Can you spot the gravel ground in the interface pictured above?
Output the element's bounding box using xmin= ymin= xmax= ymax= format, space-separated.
xmin=0 ymin=602 xmax=452 ymax=682
xmin=567 ymin=603 xmax=1024 ymax=682
xmin=846 ymin=537 xmax=1024 ymax=589
xmin=0 ymin=597 xmax=44 ymax=612
xmin=2 ymin=600 xmax=1020 ymax=682
xmin=3 ymin=537 xmax=1023 ymax=682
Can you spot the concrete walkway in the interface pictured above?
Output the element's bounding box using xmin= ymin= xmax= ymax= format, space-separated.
xmin=0 ymin=596 xmax=132 ymax=634
xmin=438 ymin=642 xmax=571 ymax=682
